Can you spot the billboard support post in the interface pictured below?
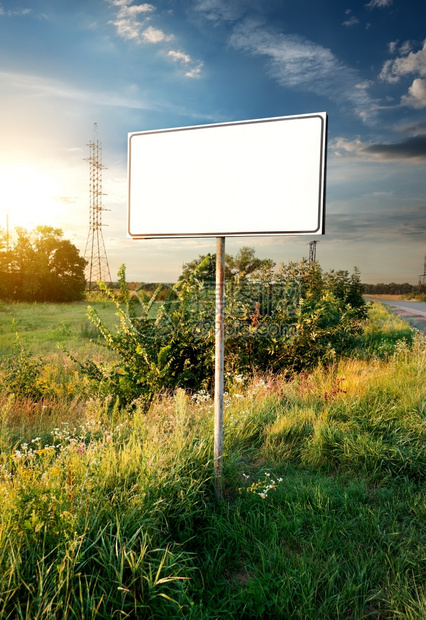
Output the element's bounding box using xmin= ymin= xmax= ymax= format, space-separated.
xmin=127 ymin=112 xmax=328 ymax=502
xmin=214 ymin=236 xmax=225 ymax=500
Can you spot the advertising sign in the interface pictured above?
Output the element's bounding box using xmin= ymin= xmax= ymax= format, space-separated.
xmin=128 ymin=112 xmax=327 ymax=239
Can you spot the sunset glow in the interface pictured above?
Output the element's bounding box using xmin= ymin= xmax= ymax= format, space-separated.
xmin=0 ymin=165 xmax=68 ymax=230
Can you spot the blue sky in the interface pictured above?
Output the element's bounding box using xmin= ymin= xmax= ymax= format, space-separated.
xmin=0 ymin=0 xmax=425 ymax=283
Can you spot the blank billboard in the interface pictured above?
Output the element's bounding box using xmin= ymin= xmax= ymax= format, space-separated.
xmin=128 ymin=112 xmax=327 ymax=239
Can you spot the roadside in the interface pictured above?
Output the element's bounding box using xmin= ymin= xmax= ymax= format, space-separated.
xmin=364 ymin=296 xmax=426 ymax=335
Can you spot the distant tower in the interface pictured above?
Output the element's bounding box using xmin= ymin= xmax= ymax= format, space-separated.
xmin=419 ymin=254 xmax=426 ymax=287
xmin=309 ymin=240 xmax=319 ymax=264
xmin=84 ymin=123 xmax=112 ymax=289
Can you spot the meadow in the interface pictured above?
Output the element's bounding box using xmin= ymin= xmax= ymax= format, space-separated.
xmin=0 ymin=299 xmax=424 ymax=618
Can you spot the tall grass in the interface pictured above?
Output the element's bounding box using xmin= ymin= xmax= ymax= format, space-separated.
xmin=0 ymin=302 xmax=425 ymax=618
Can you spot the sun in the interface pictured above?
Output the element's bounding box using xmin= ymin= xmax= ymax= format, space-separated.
xmin=0 ymin=164 xmax=65 ymax=230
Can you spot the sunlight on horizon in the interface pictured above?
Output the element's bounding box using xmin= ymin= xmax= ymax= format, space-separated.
xmin=0 ymin=164 xmax=69 ymax=231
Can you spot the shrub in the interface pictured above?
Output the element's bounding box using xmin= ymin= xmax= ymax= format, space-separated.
xmin=0 ymin=337 xmax=47 ymax=399
xmin=72 ymin=261 xmax=367 ymax=406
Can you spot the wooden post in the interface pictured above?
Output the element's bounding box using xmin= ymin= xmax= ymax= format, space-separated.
xmin=214 ymin=236 xmax=225 ymax=500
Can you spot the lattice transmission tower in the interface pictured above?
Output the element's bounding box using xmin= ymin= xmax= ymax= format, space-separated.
xmin=308 ymin=240 xmax=319 ymax=264
xmin=84 ymin=123 xmax=112 ymax=290
xmin=419 ymin=254 xmax=426 ymax=287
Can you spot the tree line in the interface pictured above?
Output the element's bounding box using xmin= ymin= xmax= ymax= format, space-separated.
xmin=362 ymin=282 xmax=419 ymax=295
xmin=0 ymin=226 xmax=86 ymax=302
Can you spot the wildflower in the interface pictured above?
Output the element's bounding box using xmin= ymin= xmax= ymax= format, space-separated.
xmin=191 ymin=389 xmax=211 ymax=404
xmin=21 ymin=469 xmax=35 ymax=478
xmin=36 ymin=447 xmax=54 ymax=456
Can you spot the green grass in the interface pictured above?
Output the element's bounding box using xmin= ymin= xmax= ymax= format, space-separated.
xmin=0 ymin=300 xmax=119 ymax=356
xmin=0 ymin=302 xmax=424 ymax=618
xmin=0 ymin=300 xmax=121 ymax=410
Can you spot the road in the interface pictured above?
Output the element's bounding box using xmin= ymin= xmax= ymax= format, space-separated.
xmin=364 ymin=297 xmax=426 ymax=333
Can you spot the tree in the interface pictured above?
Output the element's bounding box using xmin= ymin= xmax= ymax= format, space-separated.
xmin=0 ymin=226 xmax=87 ymax=302
xmin=226 ymin=246 xmax=275 ymax=279
xmin=178 ymin=253 xmax=218 ymax=282
xmin=179 ymin=246 xmax=275 ymax=282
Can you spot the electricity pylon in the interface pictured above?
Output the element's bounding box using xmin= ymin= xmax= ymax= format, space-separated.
xmin=309 ymin=240 xmax=319 ymax=264
xmin=84 ymin=123 xmax=111 ymax=290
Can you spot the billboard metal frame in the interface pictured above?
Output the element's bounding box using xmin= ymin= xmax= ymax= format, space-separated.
xmin=128 ymin=112 xmax=327 ymax=240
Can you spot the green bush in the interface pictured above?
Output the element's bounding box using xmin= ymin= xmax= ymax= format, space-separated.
xmin=73 ymin=261 xmax=367 ymax=406
xmin=0 ymin=337 xmax=47 ymax=399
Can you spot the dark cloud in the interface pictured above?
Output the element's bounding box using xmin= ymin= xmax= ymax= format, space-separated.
xmin=333 ymin=134 xmax=426 ymax=161
xmin=363 ymin=135 xmax=426 ymax=160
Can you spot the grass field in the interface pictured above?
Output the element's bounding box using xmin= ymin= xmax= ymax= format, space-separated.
xmin=0 ymin=299 xmax=118 ymax=355
xmin=0 ymin=300 xmax=425 ymax=618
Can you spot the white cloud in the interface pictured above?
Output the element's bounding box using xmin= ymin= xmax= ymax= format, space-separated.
xmin=185 ymin=63 xmax=203 ymax=79
xmin=122 ymin=3 xmax=153 ymax=17
xmin=168 ymin=50 xmax=191 ymax=64
xmin=380 ymin=40 xmax=426 ymax=82
xmin=343 ymin=16 xmax=359 ymax=27
xmin=229 ymin=20 xmax=376 ymax=121
xmin=355 ymin=80 xmax=373 ymax=90
xmin=331 ymin=137 xmax=365 ymax=158
xmin=112 ymin=18 xmax=141 ymax=40
xmin=388 ymin=40 xmax=413 ymax=55
xmin=109 ymin=0 xmax=154 ymax=14
xmin=399 ymin=40 xmax=413 ymax=55
xmin=107 ymin=1 xmax=168 ymax=43
xmin=0 ymin=7 xmax=31 ymax=17
xmin=366 ymin=0 xmax=393 ymax=8
xmin=142 ymin=26 xmax=173 ymax=43
xmin=106 ymin=1 xmax=200 ymax=77
xmin=379 ymin=40 xmax=426 ymax=107
xmin=401 ymin=79 xmax=426 ymax=109
xmin=0 ymin=6 xmax=47 ymax=19
xmin=167 ymin=51 xmax=203 ymax=78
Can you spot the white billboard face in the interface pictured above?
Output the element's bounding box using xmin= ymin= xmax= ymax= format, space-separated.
xmin=128 ymin=112 xmax=327 ymax=239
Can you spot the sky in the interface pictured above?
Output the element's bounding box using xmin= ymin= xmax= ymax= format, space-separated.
xmin=0 ymin=0 xmax=425 ymax=284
